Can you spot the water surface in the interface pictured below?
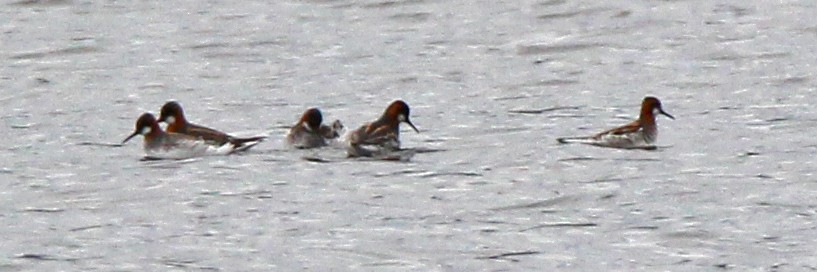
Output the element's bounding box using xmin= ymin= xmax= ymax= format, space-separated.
xmin=1 ymin=0 xmax=816 ymax=270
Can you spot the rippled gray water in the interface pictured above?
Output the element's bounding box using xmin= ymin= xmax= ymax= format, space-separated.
xmin=2 ymin=0 xmax=817 ymax=270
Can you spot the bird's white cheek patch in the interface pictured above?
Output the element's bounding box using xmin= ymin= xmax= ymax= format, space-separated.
xmin=166 ymin=116 xmax=176 ymax=124
xmin=141 ymin=127 xmax=152 ymax=135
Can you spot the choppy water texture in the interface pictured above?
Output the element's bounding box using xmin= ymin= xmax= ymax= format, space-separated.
xmin=2 ymin=0 xmax=817 ymax=271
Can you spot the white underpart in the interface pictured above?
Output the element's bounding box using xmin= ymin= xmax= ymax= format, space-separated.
xmin=560 ymin=129 xmax=652 ymax=148
xmin=145 ymin=138 xmax=236 ymax=160
xmin=597 ymin=131 xmax=648 ymax=147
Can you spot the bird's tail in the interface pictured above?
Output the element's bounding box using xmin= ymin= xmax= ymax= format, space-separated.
xmin=229 ymin=136 xmax=267 ymax=152
xmin=556 ymin=136 xmax=594 ymax=144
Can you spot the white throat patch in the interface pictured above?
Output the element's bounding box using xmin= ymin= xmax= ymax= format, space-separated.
xmin=140 ymin=127 xmax=152 ymax=135
xmin=165 ymin=116 xmax=176 ymax=124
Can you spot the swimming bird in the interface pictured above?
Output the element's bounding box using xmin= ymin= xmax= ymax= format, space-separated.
xmin=557 ymin=96 xmax=674 ymax=149
xmin=286 ymin=108 xmax=343 ymax=149
xmin=347 ymin=100 xmax=419 ymax=157
xmin=123 ymin=113 xmax=236 ymax=159
xmin=157 ymin=101 xmax=265 ymax=152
